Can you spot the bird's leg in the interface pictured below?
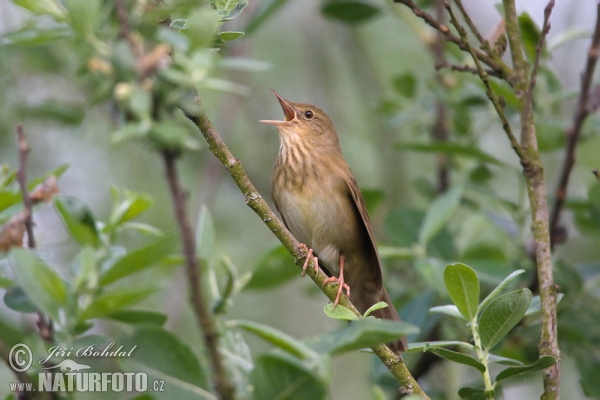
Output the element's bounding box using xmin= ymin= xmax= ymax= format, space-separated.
xmin=322 ymin=255 xmax=350 ymax=308
xmin=297 ymin=243 xmax=319 ymax=277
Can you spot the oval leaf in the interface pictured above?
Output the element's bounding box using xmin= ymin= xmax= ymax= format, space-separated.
xmin=321 ymin=2 xmax=380 ymax=24
xmin=54 ymin=195 xmax=100 ymax=248
xmin=477 ymin=269 xmax=526 ymax=315
xmin=479 ymin=288 xmax=532 ymax=351
xmin=8 ymin=249 xmax=68 ymax=321
xmin=100 ymin=233 xmax=178 ymax=285
xmin=424 ymin=346 xmax=485 ymax=372
xmin=324 ymin=304 xmax=358 ymax=321
xmin=443 ymin=263 xmax=480 ymax=321
xmin=495 ymin=355 xmax=558 ymax=382
xmin=419 ymin=185 xmax=463 ymax=247
xmin=118 ymin=325 xmax=211 ymax=398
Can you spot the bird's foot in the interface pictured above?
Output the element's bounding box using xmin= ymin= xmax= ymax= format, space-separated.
xmin=297 ymin=243 xmax=319 ymax=277
xmin=322 ymin=275 xmax=350 ymax=309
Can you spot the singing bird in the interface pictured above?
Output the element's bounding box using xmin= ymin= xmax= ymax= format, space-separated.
xmin=261 ymin=90 xmax=407 ymax=353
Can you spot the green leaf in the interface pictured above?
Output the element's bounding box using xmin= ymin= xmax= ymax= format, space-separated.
xmin=196 ymin=205 xmax=215 ymax=266
xmin=2 ymin=27 xmax=72 ymax=47
xmin=246 ymin=245 xmax=297 ymax=289
xmin=186 ymin=8 xmax=220 ymax=49
xmin=419 ymin=185 xmax=463 ymax=247
xmin=430 ymin=304 xmax=466 ymax=320
xmin=79 ymin=287 xmax=157 ymax=320
xmin=218 ymin=31 xmax=245 ymax=42
xmin=251 ymin=351 xmax=328 ymax=400
xmin=213 ymin=0 xmax=249 ymax=21
xmin=321 ymin=1 xmax=380 ymax=24
xmin=100 ymin=233 xmax=178 ymax=285
xmin=4 ymin=286 xmax=37 ymax=313
xmin=13 ymin=0 xmax=65 ymax=19
xmin=119 ymin=325 xmax=211 ymax=399
xmin=232 ymin=320 xmax=319 ymax=359
xmin=392 ymin=73 xmax=417 ymax=98
xmin=458 ymin=387 xmax=486 ymax=400
xmin=479 ymin=288 xmax=532 ymax=350
xmin=170 ymin=19 xmax=187 ymax=30
xmin=65 ymin=0 xmax=101 ymax=40
xmin=104 ymin=309 xmax=167 ymax=326
xmin=54 ymin=195 xmax=100 ymax=248
xmin=518 ymin=12 xmax=542 ymax=62
xmin=107 ymin=188 xmax=154 ymax=229
xmin=323 ymin=304 xmax=358 ymax=321
xmin=8 ymin=249 xmax=68 ymax=321
xmin=406 ymin=341 xmax=473 ymax=353
xmin=487 ymin=353 xmax=523 ymax=366
xmin=363 ymin=302 xmax=388 ymax=318
xmin=424 ymin=345 xmax=485 ymax=372
xmin=477 ymin=269 xmax=525 ymax=315
xmin=395 ymin=142 xmax=505 ymax=166
xmin=443 ymin=263 xmax=480 ymax=321
xmin=495 ymin=355 xmax=558 ymax=382
xmin=307 ymin=318 xmax=418 ymax=355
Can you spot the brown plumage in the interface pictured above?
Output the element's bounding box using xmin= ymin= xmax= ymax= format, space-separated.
xmin=261 ymin=90 xmax=407 ymax=354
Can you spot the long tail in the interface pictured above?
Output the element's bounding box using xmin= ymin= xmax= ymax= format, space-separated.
xmin=371 ymin=288 xmax=408 ymax=354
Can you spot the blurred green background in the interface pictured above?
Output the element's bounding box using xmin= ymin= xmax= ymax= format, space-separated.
xmin=1 ymin=0 xmax=600 ymax=399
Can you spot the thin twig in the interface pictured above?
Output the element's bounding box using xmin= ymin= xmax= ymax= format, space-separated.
xmin=162 ymin=151 xmax=234 ymax=400
xmin=184 ymin=107 xmax=430 ymax=399
xmin=444 ymin=3 xmax=527 ymax=162
xmin=16 ymin=125 xmax=35 ymax=248
xmin=433 ymin=0 xmax=449 ymax=194
xmin=454 ymin=0 xmax=493 ymax=55
xmin=549 ymin=3 xmax=600 ymax=242
xmin=593 ymin=168 xmax=599 ymax=182
xmin=435 ymin=62 xmax=502 ymax=78
xmin=393 ymin=0 xmax=510 ymax=78
xmin=14 ymin=127 xmax=56 ymax=399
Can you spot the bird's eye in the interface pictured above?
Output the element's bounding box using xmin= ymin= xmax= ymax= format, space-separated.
xmin=304 ymin=110 xmax=314 ymax=119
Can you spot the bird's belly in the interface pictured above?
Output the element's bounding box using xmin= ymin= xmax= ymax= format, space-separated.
xmin=277 ymin=189 xmax=342 ymax=274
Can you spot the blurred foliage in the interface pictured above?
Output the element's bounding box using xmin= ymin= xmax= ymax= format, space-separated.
xmin=0 ymin=0 xmax=599 ymax=399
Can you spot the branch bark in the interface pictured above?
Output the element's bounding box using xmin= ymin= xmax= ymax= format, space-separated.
xmin=184 ymin=108 xmax=429 ymax=399
xmin=162 ymin=150 xmax=235 ymax=400
xmin=445 ymin=1 xmax=560 ymax=398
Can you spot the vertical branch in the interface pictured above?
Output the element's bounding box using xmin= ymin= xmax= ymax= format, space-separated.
xmin=162 ymin=151 xmax=234 ymax=400
xmin=501 ymin=1 xmax=560 ymax=398
xmin=549 ymin=4 xmax=600 ymax=242
xmin=16 ymin=125 xmax=35 ymax=248
xmin=16 ymin=127 xmax=54 ymax=343
xmin=446 ymin=1 xmax=560 ymax=398
xmin=432 ymin=0 xmax=449 ymax=194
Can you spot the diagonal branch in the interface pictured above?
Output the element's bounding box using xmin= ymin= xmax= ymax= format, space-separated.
xmin=549 ymin=3 xmax=600 ymax=243
xmin=454 ymin=0 xmax=493 ymax=55
xmin=444 ymin=3 xmax=527 ymax=162
xmin=184 ymin=107 xmax=430 ymax=399
xmin=393 ymin=0 xmax=510 ymax=78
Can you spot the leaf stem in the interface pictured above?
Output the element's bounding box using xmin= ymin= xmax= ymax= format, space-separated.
xmin=470 ymin=320 xmax=494 ymax=397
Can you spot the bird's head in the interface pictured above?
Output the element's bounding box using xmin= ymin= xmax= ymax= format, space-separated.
xmin=260 ymin=90 xmax=340 ymax=149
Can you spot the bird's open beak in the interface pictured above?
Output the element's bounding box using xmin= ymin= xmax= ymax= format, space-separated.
xmin=260 ymin=89 xmax=296 ymax=126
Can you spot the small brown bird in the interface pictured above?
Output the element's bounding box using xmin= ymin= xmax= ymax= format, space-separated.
xmin=261 ymin=90 xmax=407 ymax=353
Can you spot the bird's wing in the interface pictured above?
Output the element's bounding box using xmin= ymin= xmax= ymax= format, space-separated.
xmin=344 ymin=176 xmax=383 ymax=283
